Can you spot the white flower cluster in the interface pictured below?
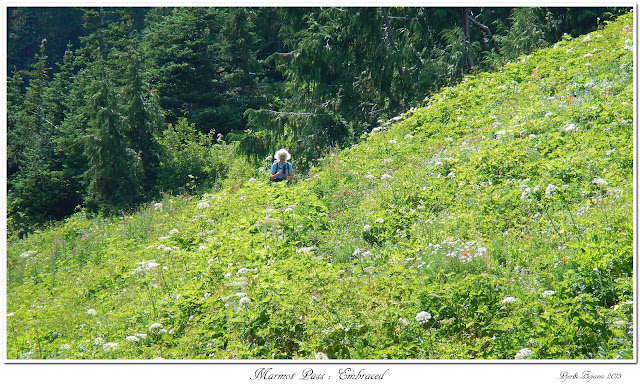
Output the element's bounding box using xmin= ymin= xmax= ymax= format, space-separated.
xmin=102 ymin=342 xmax=118 ymax=351
xmin=415 ymin=311 xmax=432 ymax=324
xmin=501 ymin=296 xmax=518 ymax=305
xmin=592 ymin=177 xmax=608 ymax=186
xmin=515 ymin=347 xmax=534 ymax=360
xmin=426 ymin=238 xmax=488 ymax=263
xmin=296 ymin=246 xmax=317 ymax=254
xmin=545 ymin=184 xmax=557 ymax=197
xmin=87 ymin=308 xmax=97 ymax=315
xmin=541 ymin=290 xmax=555 ymax=298
xmin=132 ymin=260 xmax=160 ymax=275
xmin=197 ymin=202 xmax=210 ymax=210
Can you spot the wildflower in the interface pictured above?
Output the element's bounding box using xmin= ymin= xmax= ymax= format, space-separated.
xmin=125 ymin=336 xmax=140 ymax=343
xmin=224 ymin=273 xmax=231 ymax=279
xmin=366 ymin=174 xmax=376 ymax=179
xmin=501 ymin=296 xmax=518 ymax=305
xmin=398 ymin=318 xmax=409 ymax=326
xmin=380 ymin=174 xmax=393 ymax=180
xmin=447 ymin=172 xmax=456 ymax=179
xmin=239 ymin=297 xmax=251 ymax=306
xmin=7 ymin=312 xmax=14 ymax=317
xmin=515 ymin=347 xmax=534 ymax=360
xmin=542 ymin=290 xmax=555 ymax=298
xmin=583 ymin=35 xmax=592 ymax=42
xmin=149 ymin=323 xmax=163 ymax=331
xmin=363 ymin=224 xmax=371 ymax=231
xmin=197 ymin=202 xmax=210 ymax=209
xmin=296 ymin=246 xmax=317 ymax=254
xmin=388 ymin=139 xmax=397 ymax=144
xmin=60 ymin=344 xmax=71 ymax=351
xmin=169 ymin=228 xmax=179 ymax=235
xmin=495 ymin=130 xmax=507 ymax=138
xmin=563 ymin=123 xmax=577 ymax=132
xmin=103 ymin=342 xmax=118 ymax=351
xmin=405 ymin=134 xmax=414 ymax=139
xmin=82 ymin=233 xmax=90 ymax=241
xmin=315 ymin=352 xmax=329 ymax=360
xmin=364 ymin=266 xmax=375 ymax=275
xmin=94 ymin=337 xmax=104 ymax=345
xmin=415 ymin=311 xmax=432 ymax=324
xmin=529 ymin=134 xmax=536 ymax=139
xmin=606 ymin=149 xmax=616 ymax=156
xmin=87 ymin=308 xmax=97 ymax=315
xmin=376 ymin=218 xmax=384 ymax=223
xmin=545 ymin=184 xmax=557 ymax=197
xmin=132 ymin=260 xmax=160 ymax=275
xmin=154 ymin=203 xmax=164 ymax=210
xmin=520 ymin=187 xmax=531 ymax=201
xmin=544 ymin=112 xmax=553 ymax=118
xmin=134 ymin=333 xmax=147 ymax=339
xmin=592 ymin=177 xmax=608 ymax=186
xmin=236 ymin=267 xmax=257 ymax=276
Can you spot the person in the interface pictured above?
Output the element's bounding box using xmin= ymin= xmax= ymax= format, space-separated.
xmin=270 ymin=148 xmax=294 ymax=184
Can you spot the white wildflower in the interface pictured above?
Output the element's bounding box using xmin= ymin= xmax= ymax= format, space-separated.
xmin=521 ymin=187 xmax=531 ymax=201
xmin=515 ymin=347 xmax=534 ymax=360
xmin=563 ymin=123 xmax=577 ymax=132
xmin=87 ymin=308 xmax=97 ymax=315
xmin=501 ymin=296 xmax=518 ymax=305
xmin=7 ymin=312 xmax=14 ymax=317
xmin=545 ymin=184 xmax=557 ymax=197
xmin=447 ymin=172 xmax=456 ymax=179
xmin=103 ymin=342 xmax=118 ymax=351
xmin=364 ymin=266 xmax=375 ymax=275
xmin=398 ymin=318 xmax=409 ymax=326
xmin=197 ymin=202 xmax=210 ymax=209
xmin=376 ymin=218 xmax=384 ymax=223
xmin=169 ymin=228 xmax=179 ymax=235
xmin=134 ymin=333 xmax=147 ymax=339
xmin=153 ymin=203 xmax=164 ymax=210
xmin=315 ymin=352 xmax=329 ymax=360
xmin=583 ymin=35 xmax=592 ymax=42
xmin=132 ymin=260 xmax=160 ymax=275
xmin=237 ymin=267 xmax=257 ymax=276
xmin=380 ymin=174 xmax=393 ymax=180
xmin=94 ymin=337 xmax=104 ymax=345
xmin=495 ymin=130 xmax=507 ymax=138
xmin=405 ymin=134 xmax=414 ymax=139
xmin=529 ymin=134 xmax=536 ymax=139
xmin=224 ymin=272 xmax=231 ymax=279
xmin=542 ymin=290 xmax=556 ymax=298
xmin=415 ymin=311 xmax=432 ymax=324
xmin=606 ymin=149 xmax=616 ymax=156
xmin=363 ymin=224 xmax=371 ymax=231
xmin=149 ymin=323 xmax=163 ymax=331
xmin=60 ymin=344 xmax=71 ymax=351
xmin=125 ymin=336 xmax=140 ymax=343
xmin=296 ymin=246 xmax=317 ymax=254
xmin=592 ymin=177 xmax=608 ymax=186
xmin=388 ymin=139 xmax=397 ymax=144
xmin=544 ymin=112 xmax=553 ymax=118
xmin=239 ymin=297 xmax=251 ymax=306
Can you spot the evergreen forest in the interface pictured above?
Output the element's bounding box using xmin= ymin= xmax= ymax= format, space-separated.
xmin=6 ymin=6 xmax=631 ymax=237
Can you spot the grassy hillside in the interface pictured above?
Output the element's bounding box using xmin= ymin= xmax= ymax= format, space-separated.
xmin=6 ymin=13 xmax=634 ymax=360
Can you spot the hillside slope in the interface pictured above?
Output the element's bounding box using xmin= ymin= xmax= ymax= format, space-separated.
xmin=6 ymin=12 xmax=634 ymax=360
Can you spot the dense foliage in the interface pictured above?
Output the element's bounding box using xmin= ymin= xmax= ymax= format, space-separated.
xmin=6 ymin=13 xmax=634 ymax=360
xmin=6 ymin=7 xmax=628 ymax=236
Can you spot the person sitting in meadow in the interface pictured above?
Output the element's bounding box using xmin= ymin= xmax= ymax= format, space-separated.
xmin=270 ymin=148 xmax=294 ymax=184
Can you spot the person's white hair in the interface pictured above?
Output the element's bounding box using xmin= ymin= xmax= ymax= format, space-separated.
xmin=274 ymin=148 xmax=291 ymax=161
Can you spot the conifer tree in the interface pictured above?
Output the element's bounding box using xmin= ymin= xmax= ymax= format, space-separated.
xmin=83 ymin=58 xmax=144 ymax=213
